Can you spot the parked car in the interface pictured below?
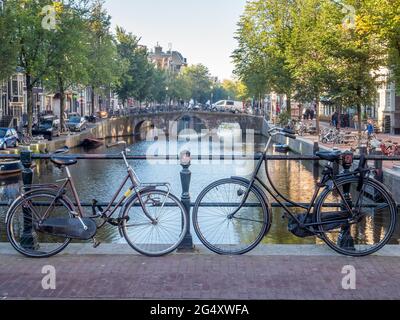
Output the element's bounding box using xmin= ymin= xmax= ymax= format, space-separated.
xmin=0 ymin=128 xmax=19 ymax=150
xmin=67 ymin=116 xmax=87 ymax=132
xmin=85 ymin=114 xmax=98 ymax=123
xmin=32 ymin=116 xmax=60 ymax=141
xmin=212 ymin=100 xmax=243 ymax=113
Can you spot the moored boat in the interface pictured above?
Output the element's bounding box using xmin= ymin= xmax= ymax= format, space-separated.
xmin=273 ymin=143 xmax=290 ymax=153
xmin=0 ymin=160 xmax=23 ymax=176
xmin=81 ymin=138 xmax=104 ymax=149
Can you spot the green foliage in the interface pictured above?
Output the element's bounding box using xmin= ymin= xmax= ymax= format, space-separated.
xmin=44 ymin=1 xmax=92 ymax=129
xmin=0 ymin=4 xmax=17 ymax=81
xmin=87 ymin=0 xmax=121 ymax=111
xmin=234 ymin=0 xmax=391 ymax=133
xmin=114 ymin=27 xmax=154 ymax=104
xmin=181 ymin=64 xmax=212 ymax=104
xmin=277 ymin=110 xmax=291 ymax=127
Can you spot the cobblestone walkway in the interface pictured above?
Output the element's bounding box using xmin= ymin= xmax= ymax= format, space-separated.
xmin=1 ymin=253 xmax=400 ymax=300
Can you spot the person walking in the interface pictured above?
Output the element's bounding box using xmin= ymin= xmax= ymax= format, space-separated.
xmin=367 ymin=119 xmax=375 ymax=138
xmin=332 ymin=111 xmax=339 ymax=129
xmin=310 ymin=108 xmax=315 ymax=121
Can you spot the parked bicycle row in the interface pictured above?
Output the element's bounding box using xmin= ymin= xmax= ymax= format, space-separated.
xmin=2 ymin=125 xmax=397 ymax=259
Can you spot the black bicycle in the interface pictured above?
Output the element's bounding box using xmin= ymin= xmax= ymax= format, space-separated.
xmin=193 ymin=127 xmax=397 ymax=256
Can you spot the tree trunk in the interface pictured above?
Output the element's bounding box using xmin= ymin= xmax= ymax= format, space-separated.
xmin=286 ymin=94 xmax=291 ymax=118
xmin=91 ymin=86 xmax=95 ymax=115
xmin=338 ymin=104 xmax=342 ymax=130
xmin=315 ymin=95 xmax=320 ymax=135
xmin=357 ymin=87 xmax=362 ymax=139
xmin=26 ymin=74 xmax=34 ymax=136
xmin=59 ymin=78 xmax=65 ymax=133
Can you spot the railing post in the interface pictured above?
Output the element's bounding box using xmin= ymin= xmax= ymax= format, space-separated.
xmin=373 ymin=149 xmax=384 ymax=183
xmin=313 ymin=142 xmax=320 ymax=180
xmin=332 ymin=147 xmax=340 ymax=176
xmin=20 ymin=149 xmax=38 ymax=250
xmin=178 ymin=150 xmax=194 ymax=251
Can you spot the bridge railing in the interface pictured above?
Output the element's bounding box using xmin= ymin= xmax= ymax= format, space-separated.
xmin=0 ymin=150 xmax=399 ymax=250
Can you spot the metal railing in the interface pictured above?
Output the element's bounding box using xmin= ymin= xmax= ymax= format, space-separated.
xmin=0 ymin=150 xmax=399 ymax=250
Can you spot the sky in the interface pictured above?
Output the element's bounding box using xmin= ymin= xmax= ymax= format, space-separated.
xmin=104 ymin=0 xmax=247 ymax=80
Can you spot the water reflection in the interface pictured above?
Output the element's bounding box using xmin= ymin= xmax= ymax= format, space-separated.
xmin=1 ymin=120 xmax=397 ymax=246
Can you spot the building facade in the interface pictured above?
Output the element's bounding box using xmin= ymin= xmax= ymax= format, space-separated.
xmin=149 ymin=44 xmax=187 ymax=73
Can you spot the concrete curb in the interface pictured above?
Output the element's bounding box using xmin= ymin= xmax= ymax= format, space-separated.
xmin=1 ymin=243 xmax=400 ymax=257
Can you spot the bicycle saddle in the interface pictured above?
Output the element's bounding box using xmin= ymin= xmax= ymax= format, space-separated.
xmin=51 ymin=157 xmax=78 ymax=167
xmin=316 ymin=151 xmax=342 ymax=162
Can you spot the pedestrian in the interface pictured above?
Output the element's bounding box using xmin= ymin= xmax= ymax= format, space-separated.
xmin=353 ymin=114 xmax=359 ymax=130
xmin=332 ymin=111 xmax=339 ymax=128
xmin=310 ymin=108 xmax=315 ymax=121
xmin=367 ymin=119 xmax=375 ymax=138
xmin=305 ymin=108 xmax=310 ymax=121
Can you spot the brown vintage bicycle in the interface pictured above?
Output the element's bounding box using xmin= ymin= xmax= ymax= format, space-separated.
xmin=6 ymin=142 xmax=188 ymax=258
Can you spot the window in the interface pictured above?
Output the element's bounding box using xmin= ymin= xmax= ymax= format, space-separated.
xmin=11 ymin=74 xmax=23 ymax=103
xmin=386 ymin=91 xmax=392 ymax=110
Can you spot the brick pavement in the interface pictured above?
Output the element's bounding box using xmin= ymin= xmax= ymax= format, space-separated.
xmin=1 ymin=253 xmax=400 ymax=300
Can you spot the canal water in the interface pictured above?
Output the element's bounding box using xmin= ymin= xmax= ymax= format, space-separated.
xmin=0 ymin=122 xmax=324 ymax=245
xmin=2 ymin=124 xmax=399 ymax=247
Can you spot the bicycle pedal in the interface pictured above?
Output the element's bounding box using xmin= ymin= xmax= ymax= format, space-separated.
xmin=92 ymin=239 xmax=101 ymax=249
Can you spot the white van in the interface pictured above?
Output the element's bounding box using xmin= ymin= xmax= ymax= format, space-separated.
xmin=212 ymin=100 xmax=243 ymax=113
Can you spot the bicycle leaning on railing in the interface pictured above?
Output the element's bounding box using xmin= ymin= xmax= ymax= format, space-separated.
xmin=192 ymin=127 xmax=398 ymax=257
xmin=5 ymin=141 xmax=188 ymax=258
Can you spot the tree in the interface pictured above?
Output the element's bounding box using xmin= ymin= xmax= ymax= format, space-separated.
xmin=4 ymin=0 xmax=60 ymax=135
xmin=0 ymin=3 xmax=17 ymax=81
xmin=115 ymin=27 xmax=154 ymax=106
xmin=356 ymin=0 xmax=400 ymax=92
xmin=44 ymin=1 xmax=91 ymax=131
xmin=181 ymin=64 xmax=212 ymax=104
xmin=87 ymin=0 xmax=120 ymax=114
xmin=149 ymin=68 xmax=167 ymax=104
xmin=233 ymin=0 xmax=294 ymax=113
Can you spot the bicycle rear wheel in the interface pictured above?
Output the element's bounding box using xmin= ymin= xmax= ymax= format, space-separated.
xmin=121 ymin=189 xmax=188 ymax=257
xmin=6 ymin=192 xmax=73 ymax=258
xmin=193 ymin=178 xmax=269 ymax=255
xmin=315 ymin=177 xmax=397 ymax=256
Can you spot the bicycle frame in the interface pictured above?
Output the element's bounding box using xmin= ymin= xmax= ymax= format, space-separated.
xmin=230 ymin=134 xmax=356 ymax=232
xmin=34 ymin=150 xmax=165 ymax=227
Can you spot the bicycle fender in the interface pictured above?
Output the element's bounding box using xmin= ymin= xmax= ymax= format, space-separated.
xmin=117 ymin=186 xmax=157 ymax=238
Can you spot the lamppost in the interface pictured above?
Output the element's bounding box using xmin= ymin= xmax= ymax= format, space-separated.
xmin=210 ymin=85 xmax=214 ymax=110
xmin=165 ymin=86 xmax=169 ymax=112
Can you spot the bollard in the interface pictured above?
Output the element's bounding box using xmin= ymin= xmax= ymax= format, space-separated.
xmin=178 ymin=150 xmax=194 ymax=251
xmin=332 ymin=147 xmax=340 ymax=176
xmin=373 ymin=149 xmax=384 ymax=183
xmin=313 ymin=142 xmax=320 ymax=180
xmin=20 ymin=149 xmax=38 ymax=250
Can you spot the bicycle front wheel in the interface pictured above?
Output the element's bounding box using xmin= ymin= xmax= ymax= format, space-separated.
xmin=121 ymin=189 xmax=188 ymax=257
xmin=193 ymin=178 xmax=269 ymax=255
xmin=316 ymin=177 xmax=397 ymax=257
xmin=7 ymin=192 xmax=73 ymax=258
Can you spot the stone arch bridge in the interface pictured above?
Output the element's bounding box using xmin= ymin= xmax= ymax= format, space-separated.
xmin=126 ymin=111 xmax=265 ymax=136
